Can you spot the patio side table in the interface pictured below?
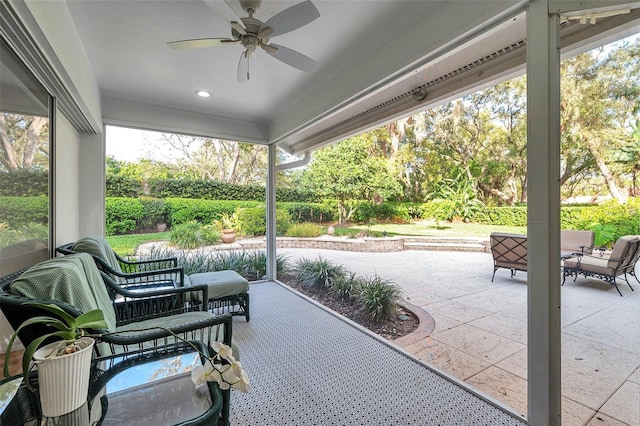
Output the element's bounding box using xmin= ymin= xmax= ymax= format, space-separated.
xmin=0 ymin=341 xmax=224 ymax=426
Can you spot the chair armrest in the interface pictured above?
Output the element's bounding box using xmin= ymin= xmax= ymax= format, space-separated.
xmin=100 ymin=313 xmax=232 ymax=348
xmin=115 ymin=252 xmax=178 ymax=272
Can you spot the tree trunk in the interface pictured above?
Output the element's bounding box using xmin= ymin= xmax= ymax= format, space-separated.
xmin=585 ymin=138 xmax=628 ymax=203
xmin=23 ymin=116 xmax=47 ymax=169
xmin=0 ymin=115 xmax=20 ymax=170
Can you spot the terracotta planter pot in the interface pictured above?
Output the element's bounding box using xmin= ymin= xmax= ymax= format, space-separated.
xmin=33 ymin=337 xmax=94 ymax=417
xmin=221 ymin=229 xmax=236 ymax=243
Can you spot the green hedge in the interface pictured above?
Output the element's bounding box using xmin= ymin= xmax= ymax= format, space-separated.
xmin=0 ymin=171 xmax=48 ymax=196
xmin=0 ymin=196 xmax=49 ymax=227
xmin=235 ymin=206 xmax=291 ymax=236
xmin=278 ymin=202 xmax=336 ymax=223
xmin=105 ymin=197 xmax=144 ymax=235
xmin=165 ymin=198 xmax=260 ymax=226
xmin=106 ymin=175 xmax=143 ymax=198
xmin=147 ymin=178 xmax=317 ymax=202
xmin=470 ymin=206 xmax=528 ymax=227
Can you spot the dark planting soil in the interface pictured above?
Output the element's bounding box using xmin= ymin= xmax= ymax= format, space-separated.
xmin=281 ymin=278 xmax=419 ymax=340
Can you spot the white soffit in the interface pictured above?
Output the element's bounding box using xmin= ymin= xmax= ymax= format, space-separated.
xmin=278 ymin=7 xmax=640 ymax=154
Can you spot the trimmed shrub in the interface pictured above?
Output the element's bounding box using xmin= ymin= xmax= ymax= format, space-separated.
xmin=279 ymin=202 xmax=336 ymax=223
xmin=0 ymin=171 xmax=48 ymax=196
xmin=470 ymin=206 xmax=528 ymax=227
xmin=285 ymin=222 xmax=323 ymax=237
xmin=235 ymin=206 xmax=291 ymax=236
xmin=105 ymin=197 xmax=144 ymax=235
xmin=0 ymin=196 xmax=48 ymax=227
xmin=106 ymin=175 xmax=142 ymax=198
xmin=358 ymin=275 xmax=402 ymax=322
xmin=349 ymin=201 xmax=412 ymax=223
xmin=166 ymin=198 xmax=259 ymax=226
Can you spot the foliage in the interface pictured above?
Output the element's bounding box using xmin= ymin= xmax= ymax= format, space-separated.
xmin=358 ymin=275 xmax=402 ymax=322
xmin=278 ymin=202 xmax=335 ymax=223
xmin=105 ymin=174 xmax=142 ymax=198
xmin=470 ymin=206 xmax=528 ymax=227
xmin=285 ymin=222 xmax=323 ymax=238
xmin=293 ymin=256 xmax=347 ymax=288
xmin=428 ymin=174 xmax=484 ymax=221
xmin=2 ymin=303 xmax=107 ymax=390
xmin=105 ymin=197 xmax=144 ymax=235
xmin=214 ymin=212 xmax=238 ymax=230
xmin=0 ymin=113 xmax=49 ymax=173
xmin=590 ymin=223 xmax=617 ymax=248
xmin=331 ymin=272 xmax=363 ymax=299
xmin=169 ymin=221 xmax=219 ymax=249
xmin=166 ymin=198 xmax=259 ymax=226
xmin=139 ymin=246 xmax=289 ymax=281
xmin=0 ymin=222 xmax=48 ymax=246
xmin=0 ymin=171 xmax=48 ymax=196
xmin=300 ymin=135 xmax=402 ymax=223
xmin=348 ymin=201 xmax=412 ymax=223
xmin=139 ymin=198 xmax=167 ymax=229
xmin=235 ymin=206 xmax=291 ymax=237
xmin=0 ymin=196 xmax=48 ymax=228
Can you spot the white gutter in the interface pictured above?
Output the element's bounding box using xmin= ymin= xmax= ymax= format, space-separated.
xmin=275 ymin=151 xmax=311 ymax=172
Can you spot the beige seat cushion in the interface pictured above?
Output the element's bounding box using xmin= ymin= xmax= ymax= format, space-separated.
xmin=188 ymin=270 xmax=249 ymax=302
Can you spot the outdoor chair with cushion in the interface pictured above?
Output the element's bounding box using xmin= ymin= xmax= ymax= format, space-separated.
xmin=57 ymin=237 xmax=188 ymax=290
xmin=490 ymin=232 xmax=527 ymax=282
xmin=560 ymin=229 xmax=594 ymax=259
xmin=57 ymin=237 xmax=251 ymax=321
xmin=0 ymin=253 xmax=234 ymax=423
xmin=562 ymin=235 xmax=639 ymax=296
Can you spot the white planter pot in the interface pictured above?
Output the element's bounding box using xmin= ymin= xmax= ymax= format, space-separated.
xmin=33 ymin=337 xmax=94 ymax=417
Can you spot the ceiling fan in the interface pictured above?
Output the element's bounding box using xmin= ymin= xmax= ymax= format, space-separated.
xmin=167 ymin=0 xmax=320 ymax=82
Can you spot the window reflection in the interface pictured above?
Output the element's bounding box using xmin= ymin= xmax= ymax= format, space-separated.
xmin=0 ymin=38 xmax=51 ymax=275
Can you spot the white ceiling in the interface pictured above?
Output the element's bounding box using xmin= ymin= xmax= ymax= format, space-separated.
xmin=62 ymin=0 xmax=639 ymax=152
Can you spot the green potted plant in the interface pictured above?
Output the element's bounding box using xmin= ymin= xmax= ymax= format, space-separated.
xmin=3 ymin=302 xmax=107 ymax=417
xmin=216 ymin=213 xmax=238 ymax=243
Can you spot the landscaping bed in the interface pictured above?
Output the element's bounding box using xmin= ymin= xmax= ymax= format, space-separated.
xmin=281 ymin=277 xmax=419 ymax=341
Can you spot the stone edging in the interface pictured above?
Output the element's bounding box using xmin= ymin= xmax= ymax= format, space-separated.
xmin=392 ymin=301 xmax=435 ymax=348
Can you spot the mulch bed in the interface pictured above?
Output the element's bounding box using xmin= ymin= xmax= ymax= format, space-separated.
xmin=280 ymin=278 xmax=419 ymax=341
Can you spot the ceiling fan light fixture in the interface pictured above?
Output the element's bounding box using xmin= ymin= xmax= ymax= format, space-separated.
xmin=195 ymin=90 xmax=211 ymax=98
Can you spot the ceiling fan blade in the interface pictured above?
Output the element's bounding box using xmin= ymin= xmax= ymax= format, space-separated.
xmin=260 ymin=43 xmax=278 ymax=55
xmin=167 ymin=38 xmax=233 ymax=49
xmin=237 ymin=51 xmax=250 ymax=83
xmin=230 ymin=21 xmax=247 ymax=35
xmin=263 ymin=0 xmax=320 ymax=37
xmin=266 ymin=44 xmax=318 ymax=73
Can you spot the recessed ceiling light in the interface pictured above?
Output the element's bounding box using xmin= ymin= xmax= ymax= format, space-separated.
xmin=196 ymin=90 xmax=211 ymax=98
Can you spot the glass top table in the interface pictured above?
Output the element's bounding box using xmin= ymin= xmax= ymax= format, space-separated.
xmin=0 ymin=341 xmax=224 ymax=426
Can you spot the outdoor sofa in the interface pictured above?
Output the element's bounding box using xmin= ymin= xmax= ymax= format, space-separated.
xmin=490 ymin=230 xmax=595 ymax=282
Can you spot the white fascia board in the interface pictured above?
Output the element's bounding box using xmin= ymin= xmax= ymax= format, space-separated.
xmin=550 ymin=0 xmax=640 ymax=14
xmin=102 ymin=96 xmax=269 ymax=144
xmin=268 ymin=1 xmax=523 ymax=145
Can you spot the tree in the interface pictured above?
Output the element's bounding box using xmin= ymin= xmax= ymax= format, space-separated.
xmin=300 ymin=135 xmax=401 ymax=223
xmin=560 ymin=40 xmax=640 ymax=203
xmin=0 ymin=113 xmax=49 ymax=172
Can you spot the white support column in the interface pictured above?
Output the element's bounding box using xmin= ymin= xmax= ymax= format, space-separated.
xmin=265 ymin=144 xmax=277 ymax=281
xmin=526 ymin=1 xmax=562 ymax=425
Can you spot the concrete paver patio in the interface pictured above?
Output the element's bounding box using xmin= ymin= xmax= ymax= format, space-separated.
xmin=279 ymin=248 xmax=640 ymax=426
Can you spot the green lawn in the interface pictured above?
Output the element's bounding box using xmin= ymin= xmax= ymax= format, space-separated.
xmin=106 ymin=221 xmax=525 ymax=256
xmin=106 ymin=232 xmax=170 ymax=256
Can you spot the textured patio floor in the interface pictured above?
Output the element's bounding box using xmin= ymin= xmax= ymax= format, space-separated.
xmin=230 ymin=281 xmax=526 ymax=425
xmin=279 ymin=248 xmax=640 ymax=426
